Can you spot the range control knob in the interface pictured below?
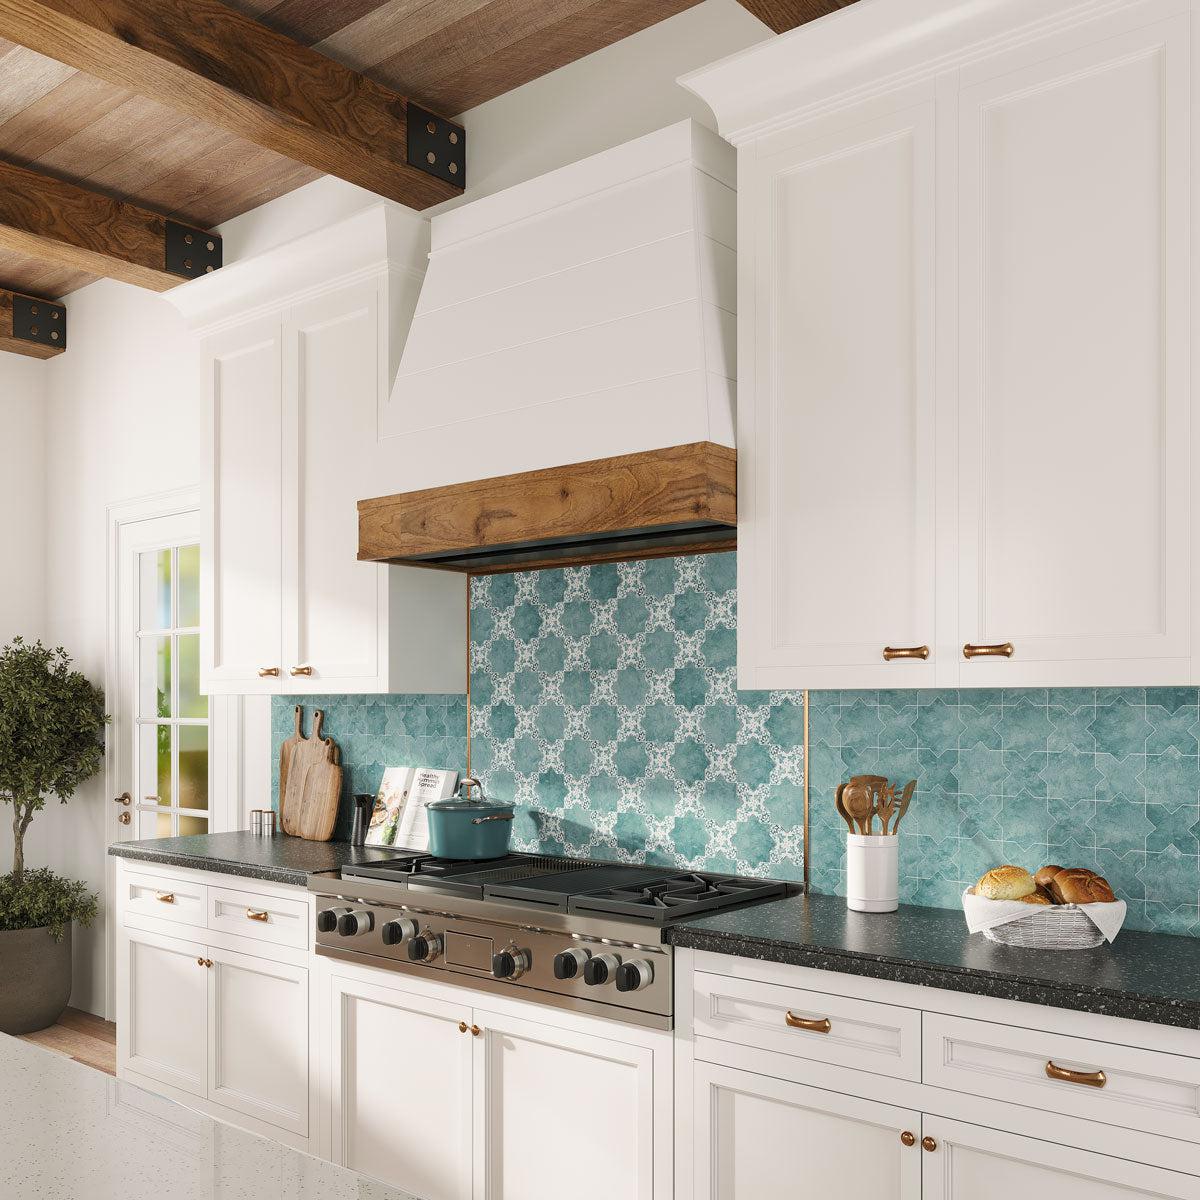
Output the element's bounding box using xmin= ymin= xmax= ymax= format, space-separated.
xmin=583 ymin=953 xmax=622 ymax=986
xmin=615 ymin=959 xmax=655 ymax=993
xmin=337 ymin=909 xmax=374 ymax=937
xmin=553 ymin=946 xmax=591 ymax=980
xmin=407 ymin=931 xmax=443 ymax=963
xmin=381 ymin=918 xmax=420 ymax=947
xmin=492 ymin=948 xmax=531 ymax=980
xmin=316 ymin=906 xmax=350 ymax=933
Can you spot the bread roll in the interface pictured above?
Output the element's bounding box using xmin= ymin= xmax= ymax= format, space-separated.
xmin=976 ymin=865 xmax=1037 ymax=900
xmin=1034 ymin=865 xmax=1064 ymax=889
xmin=1033 ymin=883 xmax=1056 ymax=904
xmin=1017 ymin=891 xmax=1052 ymax=905
xmin=1049 ymin=869 xmax=1116 ymax=905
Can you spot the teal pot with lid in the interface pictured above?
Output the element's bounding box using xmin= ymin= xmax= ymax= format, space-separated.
xmin=426 ymin=777 xmax=514 ymax=860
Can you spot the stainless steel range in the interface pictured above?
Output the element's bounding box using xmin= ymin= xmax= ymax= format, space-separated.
xmin=310 ymin=851 xmax=790 ymax=1030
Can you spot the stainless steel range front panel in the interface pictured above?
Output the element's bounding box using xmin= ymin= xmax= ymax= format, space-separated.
xmin=312 ymin=887 xmax=673 ymax=1030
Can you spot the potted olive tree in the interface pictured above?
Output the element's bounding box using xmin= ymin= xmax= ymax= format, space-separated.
xmin=0 ymin=638 xmax=105 ymax=1034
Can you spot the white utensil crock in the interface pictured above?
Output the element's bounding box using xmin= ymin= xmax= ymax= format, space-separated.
xmin=846 ymin=834 xmax=899 ymax=912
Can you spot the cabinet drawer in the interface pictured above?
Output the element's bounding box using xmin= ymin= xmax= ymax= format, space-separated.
xmin=924 ymin=1012 xmax=1200 ymax=1145
xmin=207 ymin=885 xmax=309 ymax=949
xmin=122 ymin=870 xmax=208 ymax=930
xmin=693 ymin=970 xmax=922 ymax=1081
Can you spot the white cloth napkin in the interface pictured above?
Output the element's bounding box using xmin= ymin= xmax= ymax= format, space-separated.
xmin=961 ymin=888 xmax=1127 ymax=943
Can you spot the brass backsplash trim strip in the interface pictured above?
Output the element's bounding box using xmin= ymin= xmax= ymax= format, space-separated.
xmin=803 ymin=688 xmax=810 ymax=892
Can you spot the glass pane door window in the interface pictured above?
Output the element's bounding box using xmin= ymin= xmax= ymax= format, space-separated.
xmin=135 ymin=543 xmax=209 ymax=837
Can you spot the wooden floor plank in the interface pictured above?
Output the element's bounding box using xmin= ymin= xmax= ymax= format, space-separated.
xmin=16 ymin=1007 xmax=116 ymax=1078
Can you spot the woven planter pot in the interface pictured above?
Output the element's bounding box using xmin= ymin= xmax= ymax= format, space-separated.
xmin=0 ymin=924 xmax=73 ymax=1034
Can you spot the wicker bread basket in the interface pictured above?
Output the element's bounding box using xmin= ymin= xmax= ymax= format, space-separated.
xmin=980 ymin=905 xmax=1106 ymax=949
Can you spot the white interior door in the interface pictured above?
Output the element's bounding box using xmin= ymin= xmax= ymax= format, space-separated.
xmin=472 ymin=1007 xmax=658 ymax=1200
xmin=693 ymin=1061 xmax=921 ymax=1200
xmin=922 ymin=1116 xmax=1200 ymax=1200
xmin=956 ymin=12 xmax=1193 ymax=684
xmin=741 ymin=95 xmax=938 ymax=689
xmin=119 ymin=926 xmax=208 ymax=1099
xmin=208 ymin=945 xmax=308 ymax=1136
xmin=203 ymin=316 xmax=284 ymax=692
xmin=283 ymin=281 xmax=385 ymax=690
xmin=329 ymin=971 xmax=473 ymax=1200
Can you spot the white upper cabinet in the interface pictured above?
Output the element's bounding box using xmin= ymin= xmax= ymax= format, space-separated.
xmin=203 ymin=317 xmax=284 ymax=691
xmin=739 ymin=96 xmax=938 ymax=689
xmin=169 ymin=205 xmax=467 ymax=696
xmin=955 ymin=12 xmax=1194 ymax=684
xmin=684 ymin=0 xmax=1199 ymax=689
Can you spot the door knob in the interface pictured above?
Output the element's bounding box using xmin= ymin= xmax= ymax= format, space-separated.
xmin=113 ymin=792 xmax=130 ymax=805
xmin=117 ymin=812 xmax=131 ymax=825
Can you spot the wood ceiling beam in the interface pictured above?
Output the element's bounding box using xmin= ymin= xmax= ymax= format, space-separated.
xmin=736 ymin=0 xmax=860 ymax=34
xmin=0 ymin=288 xmax=65 ymax=357
xmin=0 ymin=0 xmax=464 ymax=210
xmin=0 ymin=158 xmax=219 ymax=291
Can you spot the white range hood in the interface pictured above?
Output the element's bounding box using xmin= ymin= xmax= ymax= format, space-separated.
xmin=376 ymin=119 xmax=736 ymax=495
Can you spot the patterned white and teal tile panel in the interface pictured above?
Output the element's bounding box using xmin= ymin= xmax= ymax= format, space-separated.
xmin=270 ymin=694 xmax=467 ymax=841
xmin=807 ymin=687 xmax=1200 ymax=936
xmin=468 ymin=554 xmax=807 ymax=881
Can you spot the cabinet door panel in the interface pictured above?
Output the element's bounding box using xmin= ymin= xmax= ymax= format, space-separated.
xmin=694 ymin=1061 xmax=921 ymax=1200
xmin=742 ymin=100 xmax=937 ymax=689
xmin=329 ymin=973 xmax=472 ymax=1200
xmin=472 ymin=1007 xmax=657 ymax=1200
xmin=957 ymin=16 xmax=1193 ymax=684
xmin=283 ymin=283 xmax=385 ymax=690
xmin=121 ymin=927 xmax=208 ymax=1098
xmin=203 ymin=317 xmax=283 ymax=692
xmin=208 ymin=946 xmax=308 ymax=1136
xmin=922 ymin=1116 xmax=1200 ymax=1200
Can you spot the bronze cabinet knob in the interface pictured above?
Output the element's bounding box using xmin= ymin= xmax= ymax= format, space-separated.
xmin=922 ymin=1136 xmax=937 ymax=1153
xmin=900 ymin=1131 xmax=916 ymax=1147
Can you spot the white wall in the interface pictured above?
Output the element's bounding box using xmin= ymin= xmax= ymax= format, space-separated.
xmin=31 ymin=0 xmax=767 ymax=1016
xmin=0 ymin=356 xmax=49 ymax=874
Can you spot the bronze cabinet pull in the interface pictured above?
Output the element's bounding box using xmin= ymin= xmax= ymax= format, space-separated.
xmin=155 ymin=892 xmax=175 ymax=904
xmin=458 ymin=1021 xmax=469 ymax=1034
xmin=922 ymin=1136 xmax=937 ymax=1153
xmin=900 ymin=1131 xmax=916 ymax=1147
xmin=289 ymin=665 xmax=313 ymax=676
xmin=883 ymin=645 xmax=930 ymax=661
xmin=963 ymin=642 xmax=1014 ymax=659
xmin=196 ymin=957 xmax=205 ymax=967
xmin=784 ymin=1011 xmax=832 ymax=1034
xmin=1045 ymin=1060 xmax=1107 ymax=1088
xmin=470 ymin=1024 xmax=482 ymax=1037
xmin=246 ymin=909 xmax=269 ymax=922
xmin=258 ymin=666 xmax=280 ymax=677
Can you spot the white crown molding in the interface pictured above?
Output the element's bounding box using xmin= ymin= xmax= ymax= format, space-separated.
xmin=679 ymin=0 xmax=1138 ymax=143
xmin=162 ymin=202 xmax=429 ymax=337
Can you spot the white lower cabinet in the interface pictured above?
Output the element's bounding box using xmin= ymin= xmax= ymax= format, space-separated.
xmin=678 ymin=950 xmax=1200 ymax=1200
xmin=324 ymin=963 xmax=672 ymax=1199
xmin=923 ymin=1118 xmax=1200 ymax=1200
xmin=330 ymin=972 xmax=474 ymax=1200
xmin=694 ymin=1060 xmax=921 ymax=1200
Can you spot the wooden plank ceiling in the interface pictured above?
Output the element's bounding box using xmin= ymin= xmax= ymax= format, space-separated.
xmin=0 ymin=0 xmax=857 ymax=303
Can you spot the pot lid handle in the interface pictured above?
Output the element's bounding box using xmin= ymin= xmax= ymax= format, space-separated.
xmin=455 ymin=776 xmax=486 ymax=802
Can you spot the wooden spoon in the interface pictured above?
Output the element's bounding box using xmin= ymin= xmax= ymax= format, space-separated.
xmin=841 ymin=779 xmax=875 ymax=835
xmin=875 ymin=781 xmax=897 ymax=836
xmin=890 ymin=780 xmax=917 ymax=834
xmin=834 ymin=783 xmax=856 ymax=834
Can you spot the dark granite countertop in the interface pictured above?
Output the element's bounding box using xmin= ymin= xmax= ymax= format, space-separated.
xmin=666 ymin=892 xmax=1200 ymax=1031
xmin=107 ymin=831 xmax=402 ymax=887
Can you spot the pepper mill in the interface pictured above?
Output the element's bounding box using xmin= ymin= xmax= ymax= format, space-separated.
xmin=351 ymin=794 xmax=374 ymax=847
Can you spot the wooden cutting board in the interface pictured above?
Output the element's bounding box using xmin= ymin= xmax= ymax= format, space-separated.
xmin=295 ymin=740 xmax=343 ymax=842
xmin=277 ymin=705 xmax=304 ymax=831
xmin=281 ymin=709 xmax=333 ymax=836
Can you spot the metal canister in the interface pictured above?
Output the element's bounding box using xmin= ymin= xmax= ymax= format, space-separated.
xmin=261 ymin=810 xmax=278 ymax=837
xmin=250 ymin=809 xmax=264 ymax=836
